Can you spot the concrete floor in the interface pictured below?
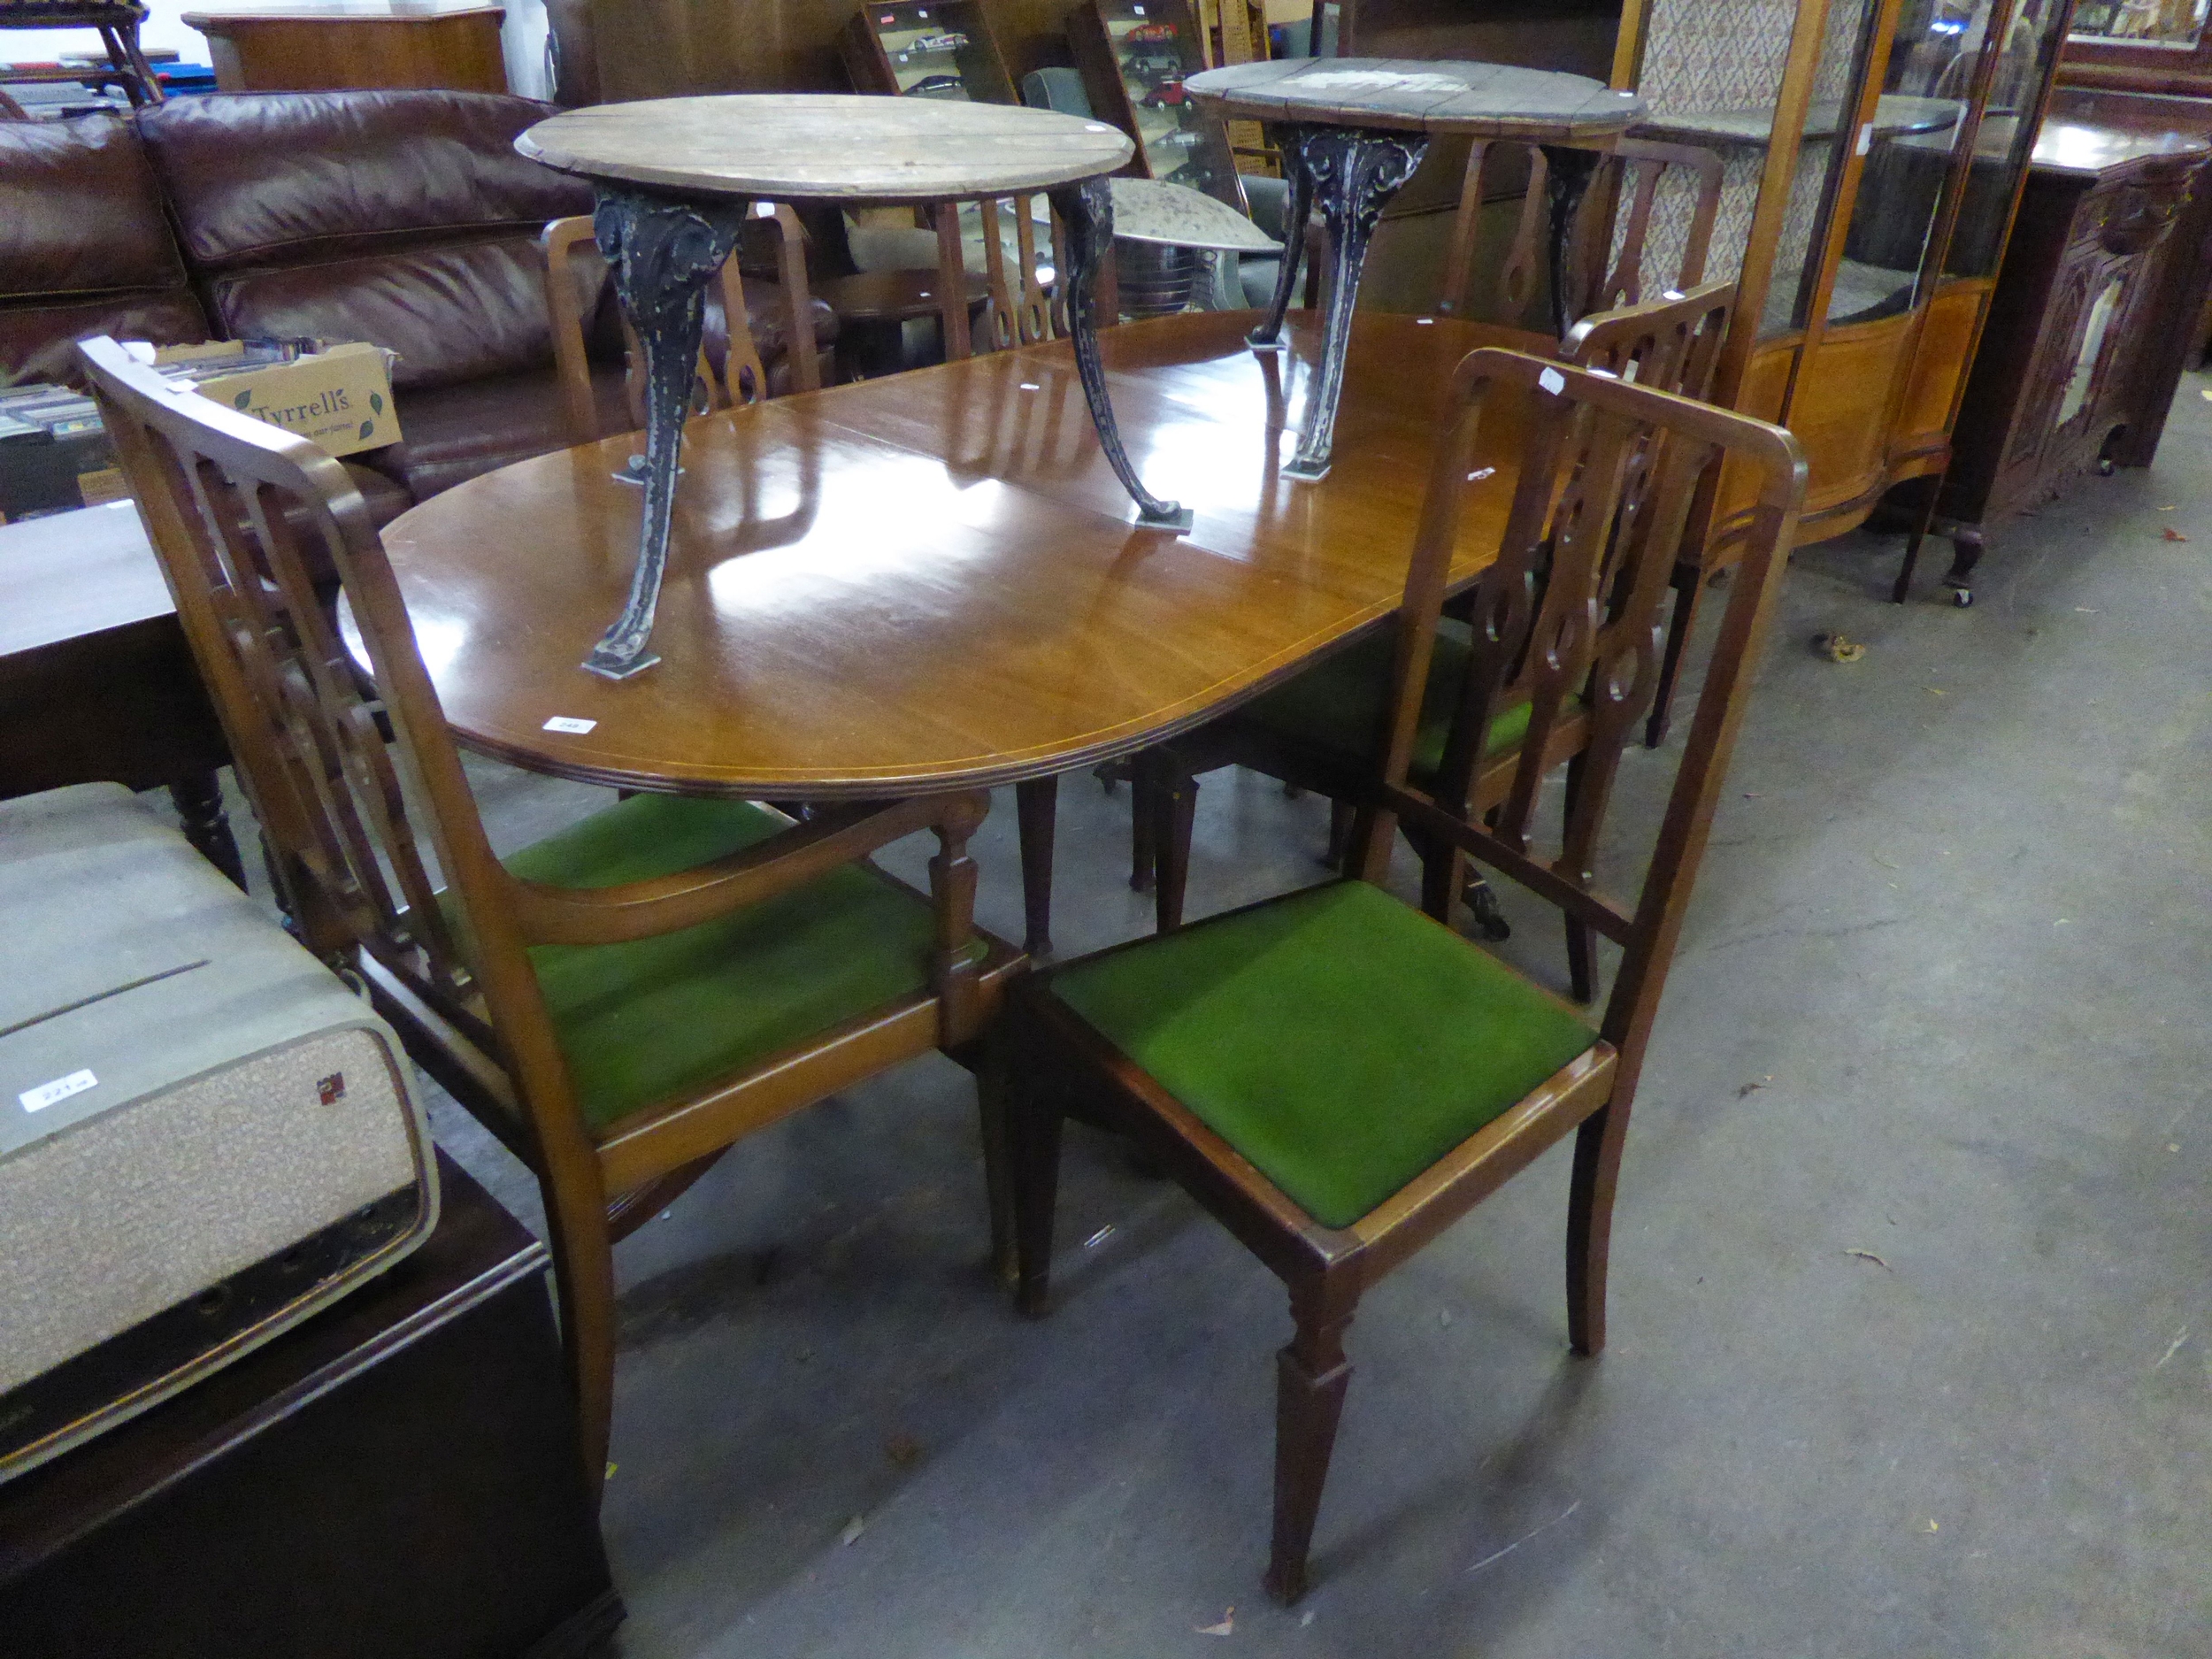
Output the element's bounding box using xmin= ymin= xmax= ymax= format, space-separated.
xmin=403 ymin=375 xmax=2212 ymax=1656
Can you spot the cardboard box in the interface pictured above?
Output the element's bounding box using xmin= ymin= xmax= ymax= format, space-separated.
xmin=155 ymin=341 xmax=403 ymax=458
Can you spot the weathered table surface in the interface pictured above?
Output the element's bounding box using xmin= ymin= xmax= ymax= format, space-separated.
xmin=517 ymin=94 xmax=1133 ymax=205
xmin=1182 ymin=57 xmax=1644 ymax=139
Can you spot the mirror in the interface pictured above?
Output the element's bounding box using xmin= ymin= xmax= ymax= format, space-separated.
xmin=2068 ymin=0 xmax=2207 ymax=46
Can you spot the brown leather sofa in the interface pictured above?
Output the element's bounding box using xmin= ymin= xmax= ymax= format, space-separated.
xmin=0 ymin=90 xmax=837 ymax=518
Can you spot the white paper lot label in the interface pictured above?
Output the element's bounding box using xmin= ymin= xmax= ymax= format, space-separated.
xmin=20 ymin=1070 xmax=96 ymax=1113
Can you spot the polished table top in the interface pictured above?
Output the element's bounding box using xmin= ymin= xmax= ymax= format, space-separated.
xmin=516 ymin=94 xmax=1134 ymax=204
xmin=377 ymin=311 xmax=1544 ymax=799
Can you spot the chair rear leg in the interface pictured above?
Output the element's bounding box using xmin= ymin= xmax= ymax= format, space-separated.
xmin=1015 ymin=776 xmax=1058 ymax=957
xmin=1565 ymin=1101 xmax=1630 ymax=1357
xmin=1264 ymin=1290 xmax=1356 ymax=1605
xmin=1009 ymin=1063 xmax=1065 ymax=1317
xmin=1324 ymin=796 xmax=1354 ymax=869
xmin=1644 ymin=562 xmax=1704 ymax=749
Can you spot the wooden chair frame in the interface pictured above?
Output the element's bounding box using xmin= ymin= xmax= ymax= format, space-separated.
xmin=81 ymin=337 xmax=1025 ymax=1496
xmin=1004 ymin=345 xmax=1803 ymax=1603
xmin=1439 ymin=135 xmax=1726 ymax=331
xmin=1133 ymin=280 xmax=1736 ymax=994
xmin=542 ymin=202 xmax=822 ymax=449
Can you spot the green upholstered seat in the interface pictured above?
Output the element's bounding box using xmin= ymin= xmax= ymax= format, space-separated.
xmin=1240 ymin=618 xmax=1531 ymax=784
xmin=1048 ymin=880 xmax=1598 ymax=1229
xmin=495 ymin=794 xmax=943 ymax=1133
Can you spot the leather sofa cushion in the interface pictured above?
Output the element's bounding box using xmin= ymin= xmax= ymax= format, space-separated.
xmin=0 ymin=116 xmax=188 ymax=301
xmin=209 ymin=236 xmax=562 ymax=392
xmin=362 ymin=363 xmax=629 ymax=500
xmin=139 ymin=90 xmax=591 ymax=273
xmin=1 ymin=295 xmax=211 ymax=387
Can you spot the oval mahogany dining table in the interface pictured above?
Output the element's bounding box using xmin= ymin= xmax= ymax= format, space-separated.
xmin=374 ymin=310 xmax=1545 ymax=803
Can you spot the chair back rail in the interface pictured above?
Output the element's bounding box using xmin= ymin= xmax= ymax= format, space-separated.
xmin=1437 ymin=136 xmax=1726 ymax=334
xmin=541 ymin=203 xmax=819 ymax=448
xmin=1357 ymin=346 xmax=1803 ymax=1099
xmin=80 ymin=335 xmax=995 ymax=1138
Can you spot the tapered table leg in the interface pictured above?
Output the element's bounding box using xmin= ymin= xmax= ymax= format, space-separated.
xmin=580 ymin=188 xmax=753 ymax=680
xmin=1279 ymin=127 xmax=1426 ymax=483
xmin=1048 ymin=177 xmax=1192 ymax=532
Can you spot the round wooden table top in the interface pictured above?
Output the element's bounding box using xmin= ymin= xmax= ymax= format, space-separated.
xmin=374 ymin=311 xmax=1546 ymax=800
xmin=1184 ymin=58 xmax=1644 ymax=141
xmin=516 ymin=94 xmax=1135 ymax=204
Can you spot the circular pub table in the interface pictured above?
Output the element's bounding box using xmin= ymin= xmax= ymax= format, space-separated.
xmin=1184 ymin=58 xmax=1644 ymax=480
xmin=517 ymin=95 xmax=1183 ymax=680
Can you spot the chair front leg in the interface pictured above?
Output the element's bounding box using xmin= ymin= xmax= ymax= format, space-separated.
xmin=1009 ymin=1054 xmax=1065 ymax=1317
xmin=1265 ymin=1284 xmax=1357 ymax=1605
xmin=1015 ymin=775 xmax=1058 ymax=957
xmin=1565 ymin=1097 xmax=1631 ymax=1356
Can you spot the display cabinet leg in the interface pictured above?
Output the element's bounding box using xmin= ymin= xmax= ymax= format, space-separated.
xmin=1891 ymin=475 xmax=1942 ymax=603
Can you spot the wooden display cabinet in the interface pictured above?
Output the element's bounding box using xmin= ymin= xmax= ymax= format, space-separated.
xmin=1068 ymin=0 xmax=1243 ymax=207
xmin=1612 ymin=0 xmax=2081 ymax=551
xmin=1904 ymin=114 xmax=2209 ymax=600
xmin=840 ymin=0 xmax=1017 ymax=104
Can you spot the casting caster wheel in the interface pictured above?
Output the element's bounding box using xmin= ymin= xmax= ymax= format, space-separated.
xmin=1948 ymin=587 xmax=1974 ymax=609
xmin=2096 ymin=457 xmax=2116 ymax=477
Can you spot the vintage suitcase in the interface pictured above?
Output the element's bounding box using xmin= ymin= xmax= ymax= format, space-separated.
xmin=0 ymin=783 xmax=437 ymax=1480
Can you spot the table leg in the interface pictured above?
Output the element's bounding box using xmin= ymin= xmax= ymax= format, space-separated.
xmin=1540 ymin=144 xmax=1602 ymax=339
xmin=1247 ymin=132 xmax=1317 ymax=351
xmin=1280 ymin=128 xmax=1426 ymax=483
xmin=168 ymin=772 xmax=245 ymax=890
xmin=580 ymin=188 xmax=754 ymax=680
xmin=1048 ymin=177 xmax=1193 ymax=532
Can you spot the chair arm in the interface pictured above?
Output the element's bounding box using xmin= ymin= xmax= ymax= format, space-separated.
xmin=504 ymin=791 xmax=989 ymax=947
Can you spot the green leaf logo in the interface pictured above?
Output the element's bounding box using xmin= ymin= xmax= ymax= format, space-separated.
xmin=358 ymin=419 xmax=375 ymax=440
xmin=369 ymin=392 xmax=384 ymax=415
xmin=234 ymin=390 xmax=253 ymax=409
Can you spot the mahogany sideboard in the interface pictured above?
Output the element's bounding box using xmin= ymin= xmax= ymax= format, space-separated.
xmin=1905 ymin=114 xmax=2212 ymax=603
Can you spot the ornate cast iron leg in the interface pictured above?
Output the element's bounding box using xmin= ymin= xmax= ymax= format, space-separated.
xmin=1248 ymin=127 xmax=1317 ymax=351
xmin=1540 ymin=143 xmax=1602 ymax=339
xmin=580 ymin=188 xmax=753 ymax=680
xmin=1281 ymin=128 xmax=1426 ymax=483
xmin=1049 ymin=178 xmax=1192 ymax=531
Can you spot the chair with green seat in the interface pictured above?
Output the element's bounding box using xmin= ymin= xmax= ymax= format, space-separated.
xmin=1131 ymin=280 xmax=1735 ymax=985
xmin=81 ymin=335 xmax=1025 ymax=1500
xmin=1002 ymin=345 xmax=1804 ymax=1605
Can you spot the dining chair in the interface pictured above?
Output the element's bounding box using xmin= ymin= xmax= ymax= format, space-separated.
xmin=1132 ymin=279 xmax=1735 ymax=995
xmin=1436 ymin=134 xmax=1725 ymax=333
xmin=81 ymin=335 xmax=1027 ymax=1497
xmin=1000 ymin=345 xmax=1805 ymax=1603
xmin=541 ymin=202 xmax=823 ymax=449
